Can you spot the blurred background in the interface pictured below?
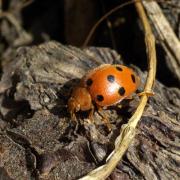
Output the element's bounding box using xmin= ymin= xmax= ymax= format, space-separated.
xmin=0 ymin=0 xmax=179 ymax=87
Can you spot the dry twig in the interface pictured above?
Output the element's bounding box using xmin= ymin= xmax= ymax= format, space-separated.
xmin=0 ymin=12 xmax=32 ymax=46
xmin=79 ymin=1 xmax=157 ymax=179
xmin=142 ymin=0 xmax=180 ymax=81
xmin=0 ymin=0 xmax=32 ymax=47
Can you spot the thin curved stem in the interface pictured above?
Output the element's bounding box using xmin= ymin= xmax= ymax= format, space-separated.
xmin=79 ymin=0 xmax=157 ymax=179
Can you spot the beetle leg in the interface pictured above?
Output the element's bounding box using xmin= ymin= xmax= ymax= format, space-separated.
xmin=88 ymin=104 xmax=94 ymax=123
xmin=71 ymin=111 xmax=77 ymax=122
xmin=101 ymin=115 xmax=112 ymax=131
xmin=97 ymin=106 xmax=112 ymax=131
xmin=138 ymin=91 xmax=155 ymax=97
xmin=125 ymin=95 xmax=133 ymax=100
xmin=68 ymin=106 xmax=77 ymax=122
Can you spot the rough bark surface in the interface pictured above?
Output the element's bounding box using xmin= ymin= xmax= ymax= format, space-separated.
xmin=0 ymin=41 xmax=179 ymax=180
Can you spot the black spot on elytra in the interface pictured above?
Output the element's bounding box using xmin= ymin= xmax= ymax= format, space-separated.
xmin=86 ymin=79 xmax=93 ymax=86
xmin=116 ymin=66 xmax=123 ymax=71
xmin=107 ymin=75 xmax=115 ymax=83
xmin=131 ymin=74 xmax=136 ymax=83
xmin=96 ymin=95 xmax=104 ymax=102
xmin=118 ymin=87 xmax=125 ymax=96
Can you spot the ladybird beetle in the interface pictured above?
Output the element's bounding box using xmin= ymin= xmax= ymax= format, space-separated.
xmin=68 ymin=64 xmax=140 ymax=128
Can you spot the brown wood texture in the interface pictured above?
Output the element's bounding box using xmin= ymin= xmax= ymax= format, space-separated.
xmin=0 ymin=41 xmax=179 ymax=180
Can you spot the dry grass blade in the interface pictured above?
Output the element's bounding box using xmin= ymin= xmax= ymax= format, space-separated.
xmin=79 ymin=0 xmax=157 ymax=179
xmin=82 ymin=0 xmax=136 ymax=47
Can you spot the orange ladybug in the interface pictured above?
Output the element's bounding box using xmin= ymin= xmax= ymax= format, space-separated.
xmin=68 ymin=64 xmax=140 ymax=127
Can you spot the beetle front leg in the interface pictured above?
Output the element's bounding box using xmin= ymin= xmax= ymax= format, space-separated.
xmin=88 ymin=104 xmax=95 ymax=123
